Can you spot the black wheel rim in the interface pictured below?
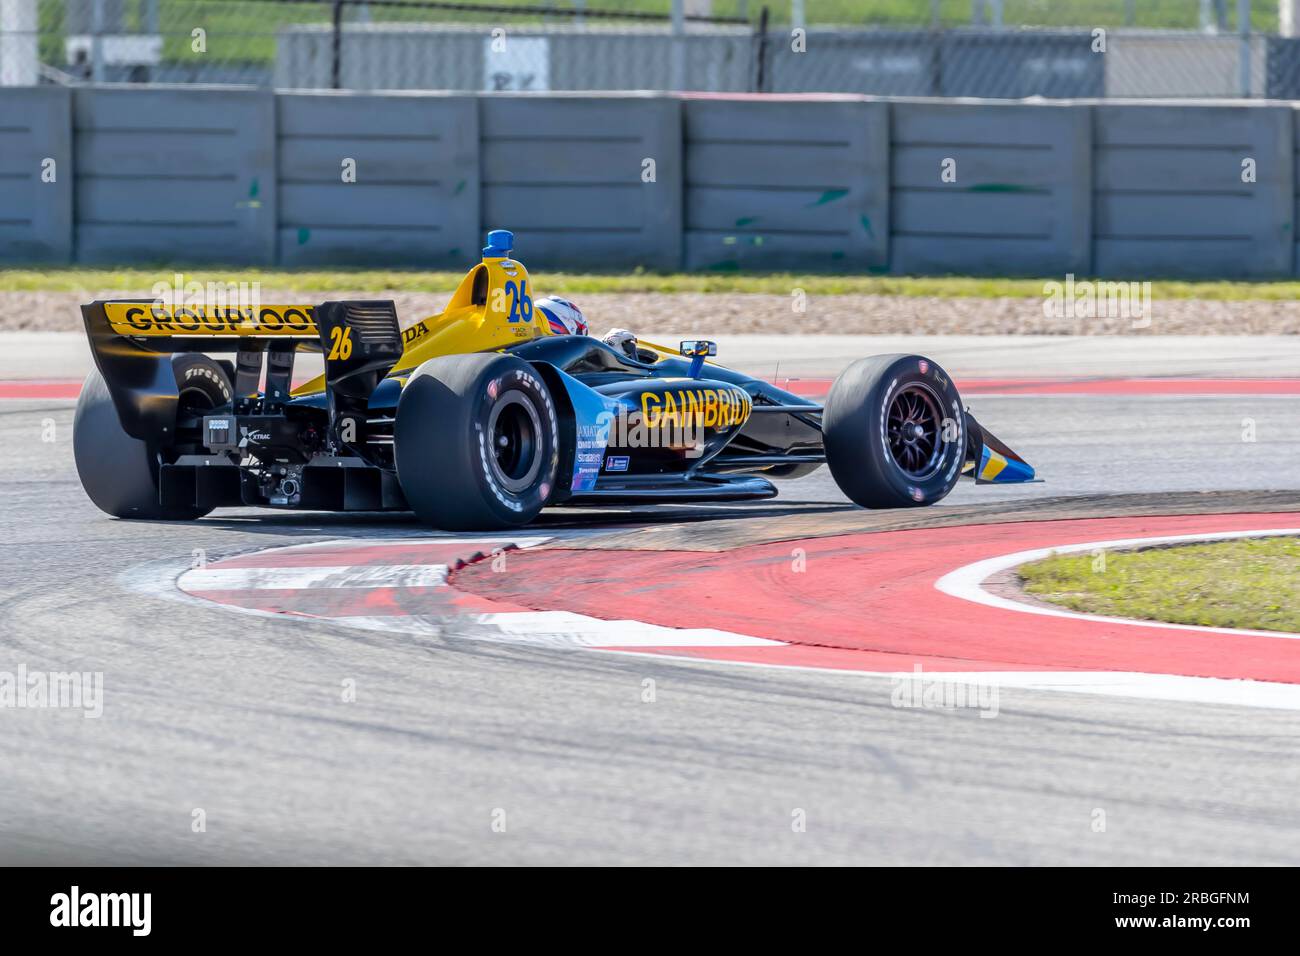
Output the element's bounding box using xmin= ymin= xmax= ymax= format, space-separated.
xmin=176 ymin=387 xmax=219 ymax=439
xmin=178 ymin=387 xmax=217 ymax=415
xmin=886 ymin=383 xmax=944 ymax=480
xmin=487 ymin=390 xmax=542 ymax=494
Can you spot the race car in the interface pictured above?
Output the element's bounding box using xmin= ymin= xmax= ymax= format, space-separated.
xmin=73 ymin=230 xmax=1035 ymax=530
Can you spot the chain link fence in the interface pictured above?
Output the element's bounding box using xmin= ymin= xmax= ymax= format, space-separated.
xmin=2 ymin=0 xmax=1298 ymax=96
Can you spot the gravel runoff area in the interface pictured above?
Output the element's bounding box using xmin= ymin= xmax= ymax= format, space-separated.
xmin=4 ymin=289 xmax=1299 ymax=336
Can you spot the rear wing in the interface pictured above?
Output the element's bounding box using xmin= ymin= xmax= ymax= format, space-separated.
xmin=81 ymin=299 xmax=400 ymax=446
xmin=99 ymin=301 xmax=322 ymax=340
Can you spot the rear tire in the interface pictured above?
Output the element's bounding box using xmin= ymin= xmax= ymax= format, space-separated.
xmin=823 ymin=354 xmax=965 ymax=508
xmin=73 ymin=355 xmax=231 ymax=520
xmin=394 ymin=354 xmax=559 ymax=530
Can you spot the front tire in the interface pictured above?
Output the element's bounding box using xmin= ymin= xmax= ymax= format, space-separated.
xmin=394 ymin=354 xmax=559 ymax=530
xmin=823 ymin=354 xmax=965 ymax=508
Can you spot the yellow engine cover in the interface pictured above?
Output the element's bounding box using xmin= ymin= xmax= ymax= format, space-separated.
xmin=293 ymin=253 xmax=546 ymax=396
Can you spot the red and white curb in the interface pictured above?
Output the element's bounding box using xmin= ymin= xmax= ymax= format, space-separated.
xmin=450 ymin=513 xmax=1300 ymax=709
xmin=171 ymin=536 xmax=778 ymax=651
xmin=149 ymin=514 xmax=1300 ymax=710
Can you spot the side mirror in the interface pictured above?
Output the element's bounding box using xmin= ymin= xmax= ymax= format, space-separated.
xmin=679 ymin=340 xmax=717 ymax=357
xmin=679 ymin=340 xmax=716 ymax=378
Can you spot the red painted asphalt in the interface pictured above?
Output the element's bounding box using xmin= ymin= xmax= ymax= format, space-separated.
xmin=0 ymin=380 xmax=85 ymax=400
xmin=451 ymin=513 xmax=1300 ymax=682
xmin=776 ymin=377 xmax=1300 ymax=399
xmin=5 ymin=377 xmax=1300 ymax=401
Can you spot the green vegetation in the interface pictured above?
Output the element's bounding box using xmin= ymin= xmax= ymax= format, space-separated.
xmin=44 ymin=0 xmax=1282 ymax=69
xmin=1019 ymin=537 xmax=1300 ymax=634
xmin=8 ymin=267 xmax=1300 ymax=299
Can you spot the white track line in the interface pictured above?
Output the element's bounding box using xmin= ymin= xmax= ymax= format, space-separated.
xmin=172 ymin=534 xmax=780 ymax=649
xmin=935 ymin=528 xmax=1300 ymax=640
xmin=180 ymin=564 xmax=449 ymax=590
xmin=177 ymin=535 xmax=555 ymax=591
xmin=258 ymin=535 xmax=555 ymax=550
xmin=341 ymin=612 xmax=782 ymax=648
xmin=595 ymin=652 xmax=1300 ymax=710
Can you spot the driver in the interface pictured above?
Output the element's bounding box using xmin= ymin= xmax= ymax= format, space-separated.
xmin=535 ymin=296 xmax=641 ymax=361
xmin=534 ymin=296 xmax=588 ymax=337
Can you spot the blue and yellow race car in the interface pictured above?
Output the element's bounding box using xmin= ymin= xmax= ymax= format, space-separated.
xmin=74 ymin=231 xmax=1034 ymax=530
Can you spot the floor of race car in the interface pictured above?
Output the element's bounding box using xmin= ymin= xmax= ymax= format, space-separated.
xmin=2 ymin=378 xmax=1299 ymax=865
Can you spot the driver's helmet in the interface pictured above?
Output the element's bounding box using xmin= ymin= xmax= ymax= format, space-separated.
xmin=535 ymin=296 xmax=588 ymax=337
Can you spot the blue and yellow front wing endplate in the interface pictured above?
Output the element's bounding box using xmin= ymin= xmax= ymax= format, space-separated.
xmin=974 ymin=444 xmax=1036 ymax=484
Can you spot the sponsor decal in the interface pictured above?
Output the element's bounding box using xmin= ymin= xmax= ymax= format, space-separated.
xmin=401 ymin=321 xmax=430 ymax=346
xmin=183 ymin=366 xmax=232 ymax=401
xmin=106 ymin=303 xmax=316 ymax=336
xmin=639 ymin=386 xmax=751 ymax=430
xmin=239 ymin=426 xmax=272 ymax=448
xmin=605 ymin=455 xmax=630 ymax=472
xmin=558 ymin=373 xmax=620 ymax=492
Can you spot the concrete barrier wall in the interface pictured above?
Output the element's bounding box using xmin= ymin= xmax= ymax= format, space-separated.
xmin=3 ymin=86 xmax=1300 ymax=278
xmin=1292 ymin=106 xmax=1300 ymax=275
xmin=73 ymin=87 xmax=277 ymax=264
xmin=277 ymin=92 xmax=479 ymax=267
xmin=682 ymin=96 xmax=888 ymax=271
xmin=0 ymin=87 xmax=71 ymax=263
xmin=481 ymin=94 xmax=681 ymax=270
xmin=890 ymin=101 xmax=1091 ymax=276
xmin=1093 ymin=103 xmax=1292 ymax=278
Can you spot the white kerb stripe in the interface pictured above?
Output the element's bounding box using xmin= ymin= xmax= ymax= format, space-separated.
xmin=337 ymin=612 xmax=783 ymax=648
xmin=935 ymin=528 xmax=1300 ymax=640
xmin=179 ymin=564 xmax=449 ymax=591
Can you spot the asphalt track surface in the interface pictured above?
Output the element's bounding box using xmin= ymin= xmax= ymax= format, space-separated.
xmin=1 ymin=334 xmax=1299 ymax=865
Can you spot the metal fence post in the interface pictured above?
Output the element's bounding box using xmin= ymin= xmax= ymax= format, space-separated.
xmin=670 ymin=0 xmax=684 ymax=91
xmin=332 ymin=0 xmax=343 ymax=90
xmin=91 ymin=0 xmax=105 ymax=83
xmin=1239 ymin=0 xmax=1251 ymax=96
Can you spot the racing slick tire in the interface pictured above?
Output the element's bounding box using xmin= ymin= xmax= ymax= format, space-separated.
xmin=823 ymin=353 xmax=965 ymax=509
xmin=73 ymin=354 xmax=232 ymax=520
xmin=394 ymin=353 xmax=560 ymax=530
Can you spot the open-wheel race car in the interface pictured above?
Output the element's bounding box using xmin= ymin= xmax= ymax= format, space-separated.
xmin=74 ymin=231 xmax=1035 ymax=530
